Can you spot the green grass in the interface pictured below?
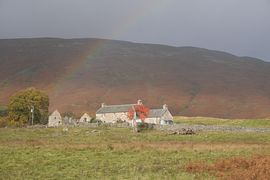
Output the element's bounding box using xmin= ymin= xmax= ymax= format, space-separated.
xmin=0 ymin=127 xmax=269 ymax=179
xmin=174 ymin=116 xmax=270 ymax=128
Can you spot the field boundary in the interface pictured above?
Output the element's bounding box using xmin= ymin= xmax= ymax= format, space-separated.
xmin=154 ymin=124 xmax=270 ymax=133
xmin=23 ymin=122 xmax=270 ymax=133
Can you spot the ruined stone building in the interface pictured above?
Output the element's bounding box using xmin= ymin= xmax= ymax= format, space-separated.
xmin=79 ymin=113 xmax=92 ymax=123
xmin=48 ymin=110 xmax=62 ymax=127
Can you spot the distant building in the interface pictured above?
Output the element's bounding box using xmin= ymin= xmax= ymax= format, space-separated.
xmin=144 ymin=104 xmax=173 ymax=125
xmin=96 ymin=100 xmax=173 ymax=125
xmin=48 ymin=110 xmax=62 ymax=127
xmin=63 ymin=116 xmax=77 ymax=125
xmin=79 ymin=113 xmax=92 ymax=123
xmin=96 ymin=102 xmax=135 ymax=123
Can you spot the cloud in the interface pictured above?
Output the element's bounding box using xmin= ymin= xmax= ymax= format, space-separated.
xmin=0 ymin=0 xmax=269 ymax=60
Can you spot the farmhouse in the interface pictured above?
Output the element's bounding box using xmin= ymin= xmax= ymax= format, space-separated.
xmin=96 ymin=103 xmax=136 ymax=123
xmin=96 ymin=100 xmax=173 ymax=125
xmin=48 ymin=110 xmax=62 ymax=127
xmin=79 ymin=113 xmax=92 ymax=123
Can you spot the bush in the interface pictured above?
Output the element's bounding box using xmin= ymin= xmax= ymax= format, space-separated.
xmin=0 ymin=117 xmax=8 ymax=127
xmin=137 ymin=122 xmax=153 ymax=132
xmin=91 ymin=119 xmax=102 ymax=124
xmin=0 ymin=106 xmax=8 ymax=117
xmin=62 ymin=111 xmax=76 ymax=118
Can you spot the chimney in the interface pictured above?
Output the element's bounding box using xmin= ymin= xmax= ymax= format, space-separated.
xmin=101 ymin=103 xmax=105 ymax=108
xmin=163 ymin=104 xmax=168 ymax=110
xmin=137 ymin=99 xmax=143 ymax=105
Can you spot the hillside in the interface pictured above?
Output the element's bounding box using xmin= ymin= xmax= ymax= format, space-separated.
xmin=1 ymin=38 xmax=270 ymax=118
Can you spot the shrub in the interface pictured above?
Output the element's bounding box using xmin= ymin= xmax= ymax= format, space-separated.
xmin=0 ymin=117 xmax=8 ymax=127
xmin=137 ymin=122 xmax=153 ymax=132
xmin=0 ymin=106 xmax=8 ymax=117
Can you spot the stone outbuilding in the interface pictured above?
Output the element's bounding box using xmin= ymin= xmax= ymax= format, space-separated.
xmin=79 ymin=113 xmax=92 ymax=123
xmin=63 ymin=116 xmax=77 ymax=125
xmin=48 ymin=110 xmax=62 ymax=127
xmin=144 ymin=104 xmax=173 ymax=125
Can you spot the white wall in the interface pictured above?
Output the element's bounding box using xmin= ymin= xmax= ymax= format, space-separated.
xmin=96 ymin=112 xmax=130 ymax=123
xmin=144 ymin=117 xmax=159 ymax=124
xmin=161 ymin=110 xmax=173 ymax=121
xmin=79 ymin=114 xmax=91 ymax=123
xmin=48 ymin=116 xmax=62 ymax=127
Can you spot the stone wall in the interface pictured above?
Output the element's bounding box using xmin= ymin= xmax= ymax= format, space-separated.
xmin=153 ymin=124 xmax=270 ymax=133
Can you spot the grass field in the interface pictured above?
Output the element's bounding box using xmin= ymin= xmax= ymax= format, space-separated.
xmin=0 ymin=118 xmax=270 ymax=179
xmin=174 ymin=116 xmax=270 ymax=128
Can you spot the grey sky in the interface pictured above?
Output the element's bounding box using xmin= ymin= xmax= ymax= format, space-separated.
xmin=0 ymin=0 xmax=270 ymax=61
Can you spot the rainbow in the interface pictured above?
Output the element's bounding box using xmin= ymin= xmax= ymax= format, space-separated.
xmin=52 ymin=1 xmax=167 ymax=95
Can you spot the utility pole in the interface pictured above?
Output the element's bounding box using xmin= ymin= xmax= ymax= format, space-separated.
xmin=31 ymin=106 xmax=34 ymax=126
xmin=133 ymin=110 xmax=138 ymax=132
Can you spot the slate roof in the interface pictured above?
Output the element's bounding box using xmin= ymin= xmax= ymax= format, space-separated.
xmin=96 ymin=104 xmax=135 ymax=114
xmin=148 ymin=109 xmax=166 ymax=118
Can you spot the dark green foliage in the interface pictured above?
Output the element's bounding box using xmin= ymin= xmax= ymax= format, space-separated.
xmin=90 ymin=118 xmax=102 ymax=124
xmin=0 ymin=106 xmax=8 ymax=117
xmin=137 ymin=122 xmax=153 ymax=132
xmin=8 ymin=87 xmax=49 ymax=126
xmin=62 ymin=111 xmax=76 ymax=118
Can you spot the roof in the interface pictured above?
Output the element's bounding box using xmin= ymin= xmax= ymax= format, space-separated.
xmin=50 ymin=110 xmax=61 ymax=117
xmin=148 ymin=109 xmax=166 ymax=118
xmin=80 ymin=113 xmax=91 ymax=119
xmin=96 ymin=104 xmax=135 ymax=114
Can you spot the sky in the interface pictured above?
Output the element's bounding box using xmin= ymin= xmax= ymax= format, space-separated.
xmin=0 ymin=0 xmax=270 ymax=61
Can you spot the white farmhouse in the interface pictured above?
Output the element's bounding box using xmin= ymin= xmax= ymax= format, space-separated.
xmin=48 ymin=110 xmax=62 ymax=127
xmin=96 ymin=103 xmax=136 ymax=123
xmin=96 ymin=100 xmax=173 ymax=125
xmin=79 ymin=113 xmax=92 ymax=123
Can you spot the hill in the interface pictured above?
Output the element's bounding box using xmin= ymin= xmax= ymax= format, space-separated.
xmin=1 ymin=38 xmax=270 ymax=118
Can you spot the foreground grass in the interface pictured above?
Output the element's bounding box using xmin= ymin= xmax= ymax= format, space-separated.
xmin=174 ymin=116 xmax=270 ymax=128
xmin=0 ymin=127 xmax=269 ymax=179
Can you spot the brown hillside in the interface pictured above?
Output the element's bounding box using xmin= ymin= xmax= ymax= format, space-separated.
xmin=1 ymin=38 xmax=270 ymax=118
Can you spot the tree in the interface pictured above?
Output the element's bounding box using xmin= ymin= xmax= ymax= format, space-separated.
xmin=62 ymin=111 xmax=76 ymax=118
xmin=128 ymin=104 xmax=149 ymax=132
xmin=0 ymin=106 xmax=8 ymax=117
xmin=8 ymin=87 xmax=49 ymax=126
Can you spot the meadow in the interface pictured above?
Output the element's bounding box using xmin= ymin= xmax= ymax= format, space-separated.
xmin=174 ymin=116 xmax=270 ymax=128
xmin=0 ymin=118 xmax=270 ymax=179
